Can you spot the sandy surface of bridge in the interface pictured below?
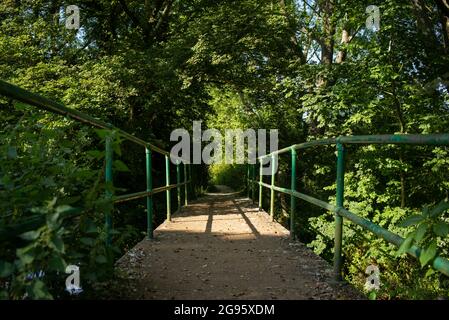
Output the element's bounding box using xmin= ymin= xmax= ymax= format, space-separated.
xmin=116 ymin=186 xmax=363 ymax=299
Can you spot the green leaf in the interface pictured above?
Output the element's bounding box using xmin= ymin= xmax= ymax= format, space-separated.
xmin=396 ymin=234 xmax=414 ymax=256
xmin=433 ymin=222 xmax=449 ymax=237
xmin=56 ymin=205 xmax=74 ymax=215
xmin=95 ymin=255 xmax=108 ymax=264
xmin=47 ymin=197 xmax=58 ymax=208
xmin=422 ymin=205 xmax=430 ymax=217
xmin=27 ymin=280 xmax=52 ymax=300
xmin=48 ymin=255 xmax=66 ymax=272
xmin=20 ymin=230 xmax=41 ymax=241
xmin=86 ymin=150 xmax=104 ymax=159
xmin=419 ymin=241 xmax=437 ymax=267
xmin=425 ymin=268 xmax=436 ymax=278
xmin=113 ymin=142 xmax=122 ymax=157
xmin=0 ymin=261 xmax=14 ymax=278
xmin=94 ymin=129 xmax=111 ymax=139
xmin=398 ymin=215 xmax=424 ymax=228
xmin=80 ymin=237 xmax=95 ymax=246
xmin=114 ymin=160 xmax=130 ymax=172
xmin=430 ymin=201 xmax=449 ymax=218
xmin=83 ymin=220 xmax=98 ymax=234
xmin=46 ymin=213 xmax=60 ymax=230
xmin=414 ymin=223 xmax=429 ymax=243
xmin=14 ymin=102 xmax=28 ymax=111
xmin=368 ymin=291 xmax=377 ymax=300
xmin=16 ymin=247 xmax=35 ymax=265
xmin=49 ymin=236 xmax=65 ymax=253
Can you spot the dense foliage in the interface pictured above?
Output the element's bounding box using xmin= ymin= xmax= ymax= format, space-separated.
xmin=1 ymin=0 xmax=449 ymax=299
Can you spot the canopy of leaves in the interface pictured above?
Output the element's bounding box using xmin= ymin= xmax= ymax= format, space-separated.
xmin=1 ymin=0 xmax=449 ymax=299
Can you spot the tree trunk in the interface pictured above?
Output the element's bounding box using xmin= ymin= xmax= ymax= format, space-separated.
xmin=436 ymin=0 xmax=449 ymax=53
xmin=336 ymin=28 xmax=349 ymax=64
xmin=436 ymin=0 xmax=449 ymax=44
xmin=319 ymin=0 xmax=335 ymax=65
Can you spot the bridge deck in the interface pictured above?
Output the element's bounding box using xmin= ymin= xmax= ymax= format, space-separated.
xmin=116 ymin=187 xmax=362 ymax=299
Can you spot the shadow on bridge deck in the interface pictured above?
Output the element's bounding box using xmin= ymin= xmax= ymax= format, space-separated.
xmin=116 ymin=187 xmax=363 ymax=300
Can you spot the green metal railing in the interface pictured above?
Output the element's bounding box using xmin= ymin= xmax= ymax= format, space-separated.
xmin=248 ymin=134 xmax=449 ymax=279
xmin=3 ymin=78 xmax=449 ymax=283
xmin=0 ymin=79 xmax=193 ymax=242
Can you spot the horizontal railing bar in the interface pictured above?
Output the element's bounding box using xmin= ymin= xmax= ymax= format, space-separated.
xmin=0 ymin=79 xmax=174 ymax=157
xmin=259 ymin=181 xmax=271 ymax=189
xmin=253 ymin=179 xmax=449 ymax=277
xmin=262 ymin=138 xmax=338 ymax=159
xmin=337 ymin=207 xmax=449 ymax=277
xmin=258 ymin=134 xmax=449 ymax=159
xmin=338 ymin=134 xmax=449 ymax=146
xmin=0 ymin=179 xmax=193 ymax=238
xmin=113 ymin=181 xmax=191 ymax=203
xmin=259 ymin=138 xmax=337 ymax=159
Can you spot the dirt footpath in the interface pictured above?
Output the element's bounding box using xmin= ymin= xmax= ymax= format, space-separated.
xmin=116 ymin=187 xmax=363 ymax=300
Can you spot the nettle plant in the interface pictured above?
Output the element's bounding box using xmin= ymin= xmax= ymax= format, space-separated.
xmin=396 ymin=200 xmax=449 ymax=273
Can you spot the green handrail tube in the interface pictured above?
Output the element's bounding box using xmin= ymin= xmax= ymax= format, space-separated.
xmin=165 ymin=155 xmax=171 ymax=221
xmin=256 ymin=178 xmax=449 ymax=277
xmin=146 ymin=147 xmax=154 ymax=239
xmin=290 ymin=148 xmax=297 ymax=239
xmin=333 ymin=143 xmax=345 ymax=280
xmin=0 ymin=79 xmax=193 ymax=246
xmin=105 ymin=135 xmax=113 ymax=246
xmin=184 ymin=164 xmax=188 ymax=206
xmin=0 ymin=79 xmax=179 ymax=158
xmin=258 ymin=134 xmax=449 ymax=159
xmin=113 ymin=183 xmax=189 ymax=204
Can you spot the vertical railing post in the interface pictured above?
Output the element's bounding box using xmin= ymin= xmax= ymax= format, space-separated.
xmin=290 ymin=148 xmax=297 ymax=239
xmin=247 ymin=164 xmax=250 ymax=198
xmin=165 ymin=155 xmax=171 ymax=221
xmin=334 ymin=142 xmax=346 ymax=280
xmin=258 ymin=160 xmax=263 ymax=211
xmin=189 ymin=164 xmax=195 ymax=200
xmin=105 ymin=134 xmax=113 ymax=246
xmin=270 ymin=154 xmax=276 ymax=221
xmin=176 ymin=161 xmax=181 ymax=210
xmin=184 ymin=163 xmax=188 ymax=206
xmin=251 ymin=164 xmax=256 ymax=202
xmin=188 ymin=164 xmax=192 ymax=199
xmin=145 ymin=147 xmax=153 ymax=239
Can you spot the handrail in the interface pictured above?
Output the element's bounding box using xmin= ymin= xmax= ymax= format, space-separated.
xmin=0 ymin=80 xmax=171 ymax=155
xmin=113 ymin=181 xmax=191 ymax=204
xmin=258 ymin=134 xmax=449 ymax=159
xmin=249 ymin=134 xmax=449 ymax=278
xmin=0 ymin=79 xmax=192 ymax=241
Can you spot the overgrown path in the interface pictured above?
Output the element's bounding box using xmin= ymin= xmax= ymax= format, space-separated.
xmin=117 ymin=186 xmax=362 ymax=299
